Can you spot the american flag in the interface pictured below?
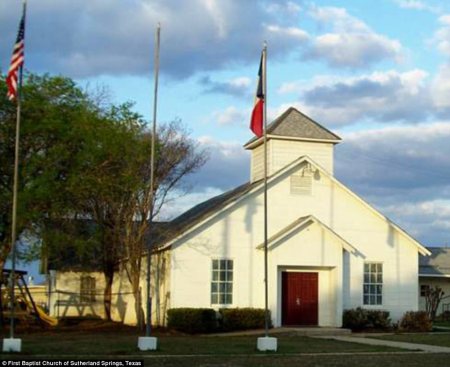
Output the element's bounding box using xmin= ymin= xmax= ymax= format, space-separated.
xmin=6 ymin=6 xmax=26 ymax=101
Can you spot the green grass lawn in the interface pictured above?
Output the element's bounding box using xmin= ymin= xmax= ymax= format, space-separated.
xmin=139 ymin=354 xmax=450 ymax=367
xmin=3 ymin=332 xmax=401 ymax=355
xmin=434 ymin=320 xmax=450 ymax=328
xmin=374 ymin=333 xmax=450 ymax=347
xmin=3 ymin=330 xmax=450 ymax=367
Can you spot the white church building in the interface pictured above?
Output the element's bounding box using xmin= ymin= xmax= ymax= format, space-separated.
xmin=157 ymin=107 xmax=430 ymax=327
xmin=48 ymin=107 xmax=430 ymax=327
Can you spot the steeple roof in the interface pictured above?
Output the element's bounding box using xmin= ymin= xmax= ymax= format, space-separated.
xmin=244 ymin=107 xmax=341 ymax=148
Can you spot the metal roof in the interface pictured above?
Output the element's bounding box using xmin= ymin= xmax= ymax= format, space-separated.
xmin=419 ymin=247 xmax=450 ymax=276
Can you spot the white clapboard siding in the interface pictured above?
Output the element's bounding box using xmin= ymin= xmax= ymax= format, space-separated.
xmin=251 ymin=138 xmax=334 ymax=182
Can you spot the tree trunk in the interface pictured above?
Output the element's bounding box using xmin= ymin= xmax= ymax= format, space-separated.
xmin=103 ymin=267 xmax=114 ymax=321
xmin=134 ymin=286 xmax=145 ymax=330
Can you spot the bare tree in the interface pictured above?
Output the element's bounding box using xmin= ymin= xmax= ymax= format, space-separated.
xmin=121 ymin=120 xmax=207 ymax=328
xmin=424 ymin=285 xmax=447 ymax=321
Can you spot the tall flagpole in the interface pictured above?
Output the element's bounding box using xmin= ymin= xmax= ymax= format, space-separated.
xmin=262 ymin=41 xmax=269 ymax=337
xmin=146 ymin=22 xmax=160 ymax=338
xmin=9 ymin=0 xmax=27 ymax=340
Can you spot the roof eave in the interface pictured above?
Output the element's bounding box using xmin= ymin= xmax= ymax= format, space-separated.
xmin=419 ymin=273 xmax=450 ymax=278
xmin=255 ymin=215 xmax=358 ymax=254
xmin=244 ymin=134 xmax=341 ymax=150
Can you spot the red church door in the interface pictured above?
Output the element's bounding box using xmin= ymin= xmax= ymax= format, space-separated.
xmin=282 ymin=272 xmax=318 ymax=326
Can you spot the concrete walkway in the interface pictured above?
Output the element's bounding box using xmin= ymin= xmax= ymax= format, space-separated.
xmin=317 ymin=335 xmax=450 ymax=353
xmin=208 ymin=327 xmax=351 ymax=337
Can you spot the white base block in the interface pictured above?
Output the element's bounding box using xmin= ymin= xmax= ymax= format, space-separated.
xmin=257 ymin=336 xmax=277 ymax=352
xmin=3 ymin=338 xmax=22 ymax=352
xmin=138 ymin=336 xmax=157 ymax=351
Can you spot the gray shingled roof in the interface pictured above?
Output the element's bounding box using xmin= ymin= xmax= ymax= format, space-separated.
xmin=245 ymin=107 xmax=341 ymax=147
xmin=419 ymin=247 xmax=450 ymax=276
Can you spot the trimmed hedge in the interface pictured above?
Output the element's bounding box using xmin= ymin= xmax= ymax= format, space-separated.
xmin=167 ymin=308 xmax=217 ymax=334
xmin=399 ymin=311 xmax=432 ymax=332
xmin=343 ymin=307 xmax=391 ymax=330
xmin=220 ymin=308 xmax=271 ymax=331
xmin=166 ymin=307 xmax=272 ymax=334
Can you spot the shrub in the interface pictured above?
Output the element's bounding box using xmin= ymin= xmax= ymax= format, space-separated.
xmin=367 ymin=310 xmax=391 ymax=329
xmin=219 ymin=308 xmax=271 ymax=331
xmin=343 ymin=307 xmax=368 ymax=330
xmin=343 ymin=308 xmax=391 ymax=330
xmin=399 ymin=311 xmax=432 ymax=332
xmin=167 ymin=308 xmax=217 ymax=334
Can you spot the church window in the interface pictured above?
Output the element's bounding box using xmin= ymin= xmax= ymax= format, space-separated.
xmin=363 ymin=263 xmax=383 ymax=305
xmin=211 ymin=259 xmax=233 ymax=305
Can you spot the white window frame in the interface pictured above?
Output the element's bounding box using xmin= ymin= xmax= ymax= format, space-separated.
xmin=211 ymin=259 xmax=233 ymax=306
xmin=363 ymin=262 xmax=383 ymax=306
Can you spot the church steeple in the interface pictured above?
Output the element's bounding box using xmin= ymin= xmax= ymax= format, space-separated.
xmin=244 ymin=108 xmax=341 ymax=182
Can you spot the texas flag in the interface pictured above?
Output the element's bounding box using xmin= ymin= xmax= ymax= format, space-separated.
xmin=250 ymin=52 xmax=264 ymax=137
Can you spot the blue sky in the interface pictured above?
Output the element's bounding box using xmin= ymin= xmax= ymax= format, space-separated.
xmin=3 ymin=0 xmax=450 ymax=280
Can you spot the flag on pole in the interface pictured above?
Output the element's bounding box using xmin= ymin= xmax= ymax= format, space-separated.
xmin=6 ymin=6 xmax=26 ymax=101
xmin=250 ymin=52 xmax=264 ymax=137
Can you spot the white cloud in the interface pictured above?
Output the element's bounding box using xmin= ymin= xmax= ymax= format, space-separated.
xmin=379 ymin=199 xmax=450 ymax=244
xmin=202 ymin=0 xmax=229 ymax=39
xmin=266 ymin=25 xmax=309 ymax=41
xmin=333 ymin=123 xmax=450 ymax=245
xmin=229 ymin=77 xmax=252 ymax=88
xmin=304 ymin=6 xmax=403 ymax=68
xmin=265 ymin=1 xmax=302 ymax=16
xmin=199 ymin=76 xmax=252 ymax=96
xmin=310 ymin=6 xmax=369 ymax=33
xmin=434 ymin=14 xmax=450 ymax=56
xmin=395 ymin=0 xmax=440 ymax=13
xmin=212 ymin=106 xmax=249 ymax=126
xmin=278 ymin=80 xmax=304 ymax=94
xmin=336 ymin=121 xmax=450 ymax=197
xmin=430 ymin=64 xmax=450 ymax=108
xmin=192 ymin=136 xmax=250 ymax=189
xmin=296 ymin=69 xmax=430 ymax=126
xmin=383 ymin=200 xmax=450 ymax=219
xmin=0 ymin=0 xmax=309 ymax=79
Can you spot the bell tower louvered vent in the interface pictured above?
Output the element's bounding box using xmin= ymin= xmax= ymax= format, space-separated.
xmin=290 ymin=174 xmax=312 ymax=195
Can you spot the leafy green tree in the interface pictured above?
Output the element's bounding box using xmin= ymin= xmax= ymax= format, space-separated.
xmin=0 ymin=73 xmax=96 ymax=274
xmin=1 ymin=73 xmax=207 ymax=324
xmin=0 ymin=73 xmax=144 ymax=319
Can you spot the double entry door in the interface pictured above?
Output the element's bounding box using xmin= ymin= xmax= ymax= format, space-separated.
xmin=282 ymin=271 xmax=318 ymax=326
